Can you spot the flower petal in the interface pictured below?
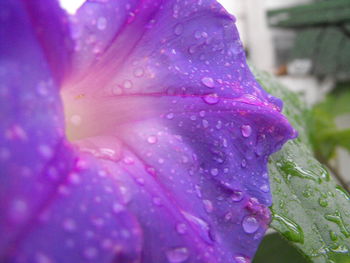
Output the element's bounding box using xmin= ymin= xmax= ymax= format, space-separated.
xmin=0 ymin=1 xmax=140 ymax=262
xmin=69 ymin=0 xmax=159 ymax=77
xmin=61 ymin=0 xmax=296 ymax=261
xmin=22 ymin=0 xmax=73 ymax=82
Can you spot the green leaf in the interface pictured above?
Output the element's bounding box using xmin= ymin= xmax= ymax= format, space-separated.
xmin=253 ymin=233 xmax=308 ymax=263
xmin=251 ymin=67 xmax=350 ymax=263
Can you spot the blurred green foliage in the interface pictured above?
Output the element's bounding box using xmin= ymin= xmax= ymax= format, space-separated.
xmin=309 ymin=82 xmax=350 ymax=162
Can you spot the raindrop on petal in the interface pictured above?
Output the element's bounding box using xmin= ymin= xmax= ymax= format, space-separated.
xmin=176 ymin=223 xmax=188 ymax=235
xmin=232 ymin=190 xmax=244 ymax=202
xmin=70 ymin=114 xmax=82 ymax=126
xmin=203 ymin=199 xmax=214 ymax=213
xmin=242 ymin=216 xmax=259 ymax=234
xmin=123 ymin=80 xmax=133 ymax=89
xmin=62 ymin=218 xmax=77 ymax=232
xmin=202 ymin=93 xmax=219 ymax=105
xmin=260 ymin=184 xmax=269 ymax=193
xmin=134 ymin=67 xmax=144 ymax=78
xmin=147 ymin=135 xmax=158 ymax=144
xmin=241 ymin=125 xmax=252 ymax=138
xmin=166 ymin=112 xmax=175 ymax=120
xmin=233 ymin=255 xmax=250 ymax=263
xmin=241 ymin=159 xmax=247 ymax=168
xmin=210 ymin=168 xmax=219 ymax=176
xmin=97 ymin=17 xmax=107 ymax=30
xmin=174 ymin=23 xmax=184 ymax=36
xmin=166 ymin=247 xmax=189 ymax=263
xmin=201 ymin=77 xmax=215 ymax=88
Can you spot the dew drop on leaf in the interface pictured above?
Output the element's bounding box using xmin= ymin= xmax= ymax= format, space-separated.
xmin=272 ymin=213 xmax=304 ymax=243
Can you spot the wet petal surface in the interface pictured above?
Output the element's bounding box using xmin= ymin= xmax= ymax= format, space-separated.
xmin=0 ymin=1 xmax=140 ymax=262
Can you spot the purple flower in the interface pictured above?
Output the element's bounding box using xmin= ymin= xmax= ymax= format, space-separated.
xmin=0 ymin=0 xmax=295 ymax=262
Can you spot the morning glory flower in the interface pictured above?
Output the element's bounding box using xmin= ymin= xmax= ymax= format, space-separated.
xmin=0 ymin=0 xmax=296 ymax=262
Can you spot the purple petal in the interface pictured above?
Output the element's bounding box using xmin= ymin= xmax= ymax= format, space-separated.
xmin=0 ymin=1 xmax=140 ymax=262
xmin=22 ymin=0 xmax=73 ymax=82
xmin=68 ymin=0 xmax=163 ymax=77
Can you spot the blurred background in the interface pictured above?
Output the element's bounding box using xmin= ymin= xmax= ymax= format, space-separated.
xmin=219 ymin=0 xmax=350 ymax=191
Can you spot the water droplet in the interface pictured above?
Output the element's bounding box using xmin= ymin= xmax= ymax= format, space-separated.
xmin=203 ymin=199 xmax=213 ymax=213
xmin=199 ymin=110 xmax=206 ymax=117
xmin=136 ymin=177 xmax=145 ymax=186
xmin=194 ymin=185 xmax=202 ymax=198
xmin=127 ymin=12 xmax=136 ymax=23
xmin=166 ymin=247 xmax=189 ymax=263
xmin=97 ymin=17 xmax=107 ymax=30
xmin=241 ymin=159 xmax=247 ymax=168
xmin=202 ymin=93 xmax=219 ymax=105
xmin=152 ymin=196 xmax=162 ymax=206
xmin=147 ymin=135 xmax=158 ymax=144
xmin=123 ymin=156 xmax=135 ymax=165
xmin=176 ymin=223 xmax=188 ymax=234
xmin=232 ymin=190 xmax=244 ymax=202
xmin=210 ymin=168 xmax=219 ymax=176
xmin=174 ymin=23 xmax=183 ymax=35
xmin=194 ymin=30 xmax=202 ymax=39
xmin=166 ymin=112 xmax=175 ymax=119
xmin=38 ymin=144 xmax=53 ymax=159
xmin=112 ymin=203 xmax=124 ymax=214
xmin=201 ymin=77 xmax=215 ymax=88
xmin=134 ymin=67 xmax=144 ymax=77
xmin=233 ymin=255 xmax=249 ymax=263
xmin=241 ymin=125 xmax=252 ymax=138
xmin=272 ymin=213 xmax=304 ymax=243
xmin=146 ymin=166 xmax=156 ymax=176
xmin=318 ymin=197 xmax=328 ymax=207
xmin=70 ymin=114 xmax=82 ymax=126
xmin=5 ymin=124 xmax=28 ymax=141
xmin=202 ymin=119 xmax=209 ymax=128
xmin=36 ymin=81 xmax=49 ymax=96
xmin=336 ymin=185 xmax=350 ymax=200
xmin=96 ymin=148 xmax=119 ymax=161
xmin=123 ymin=80 xmax=133 ymax=89
xmin=280 ymin=160 xmax=320 ymax=182
xmin=242 ymin=216 xmax=259 ymax=234
xmin=324 ymin=211 xmax=350 ymax=238
xmin=201 ymin=31 xmax=208 ymax=38
xmin=181 ymin=211 xmax=213 ymax=244
xmin=260 ymin=184 xmax=269 ymax=193
xmin=329 ymin=230 xmax=338 ymax=241
xmin=188 ymin=45 xmax=197 ymax=54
